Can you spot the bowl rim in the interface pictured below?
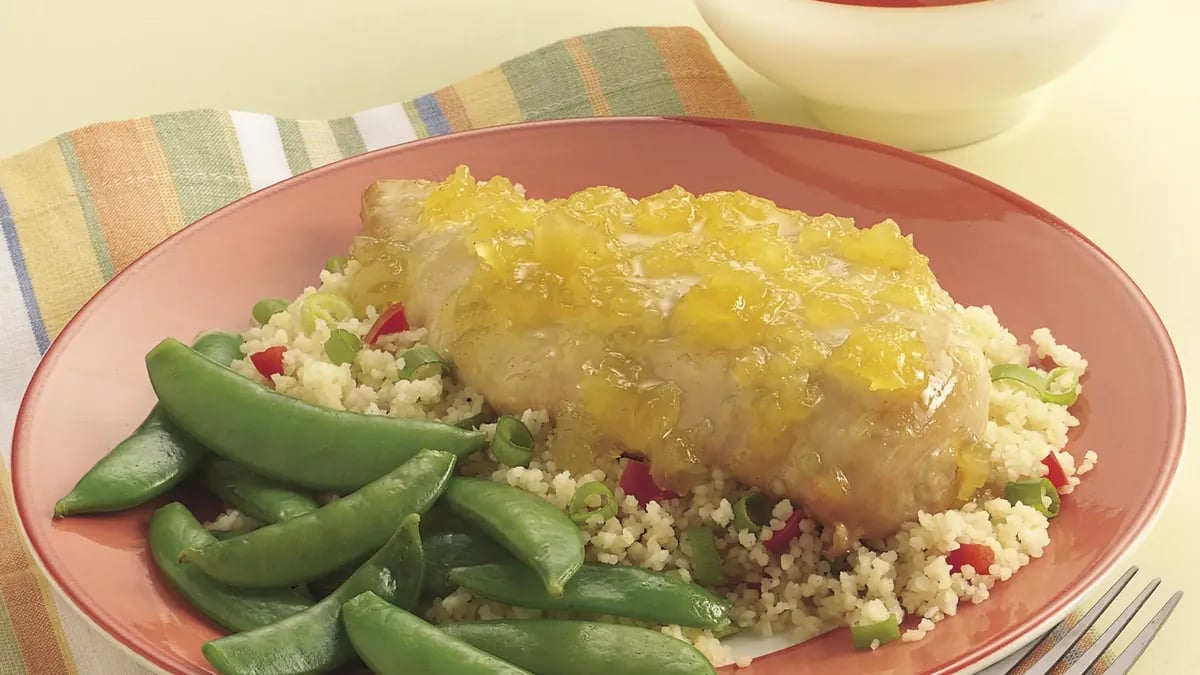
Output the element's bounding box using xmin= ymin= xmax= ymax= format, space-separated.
xmin=11 ymin=115 xmax=1187 ymax=675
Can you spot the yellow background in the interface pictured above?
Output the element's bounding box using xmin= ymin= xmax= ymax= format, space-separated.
xmin=0 ymin=0 xmax=1194 ymax=672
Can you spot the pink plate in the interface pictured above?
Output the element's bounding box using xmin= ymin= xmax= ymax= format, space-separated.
xmin=12 ymin=117 xmax=1185 ymax=674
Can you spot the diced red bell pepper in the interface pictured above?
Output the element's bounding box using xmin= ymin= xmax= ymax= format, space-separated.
xmin=364 ymin=303 xmax=410 ymax=345
xmin=250 ymin=345 xmax=287 ymax=380
xmin=1041 ymin=452 xmax=1069 ymax=490
xmin=618 ymin=460 xmax=678 ymax=506
xmin=764 ymin=510 xmax=804 ymax=555
xmin=946 ymin=543 xmax=996 ymax=574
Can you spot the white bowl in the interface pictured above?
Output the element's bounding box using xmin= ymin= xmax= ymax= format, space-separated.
xmin=695 ymin=0 xmax=1128 ymax=151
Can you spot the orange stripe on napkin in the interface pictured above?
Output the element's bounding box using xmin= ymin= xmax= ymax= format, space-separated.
xmin=433 ymin=87 xmax=473 ymax=134
xmin=646 ymin=27 xmax=754 ymax=119
xmin=69 ymin=120 xmax=185 ymax=271
xmin=563 ymin=38 xmax=613 ymax=116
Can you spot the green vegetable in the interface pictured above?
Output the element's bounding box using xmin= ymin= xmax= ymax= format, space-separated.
xmin=1042 ymin=367 xmax=1081 ymax=405
xmin=685 ymin=527 xmax=724 ymax=586
xmin=490 ymin=416 xmax=534 ymax=468
xmin=989 ymin=363 xmax=1080 ymax=406
xmin=149 ymin=502 xmax=312 ymax=633
xmin=850 ymin=614 xmax=901 ymax=649
xmin=449 ymin=563 xmax=732 ymax=630
xmin=324 ymin=256 xmax=348 ymax=274
xmin=323 ymin=328 xmax=361 ymax=366
xmin=440 ymin=478 xmax=584 ymax=597
xmin=203 ymin=459 xmax=319 ymax=524
xmin=180 ymin=449 xmax=455 ymax=588
xmin=397 ymin=346 xmax=449 ymax=380
xmin=1004 ymin=477 xmax=1061 ymax=518
xmin=733 ymin=492 xmax=772 ymax=532
xmin=145 ymin=337 xmax=485 ymax=491
xmin=443 ymin=620 xmax=717 ymax=675
xmin=568 ymin=482 xmax=617 ymax=525
xmin=299 ymin=292 xmax=354 ymax=333
xmin=313 ymin=528 xmax=519 ymax=600
xmin=252 ymin=299 xmax=290 ymax=325
xmin=53 ymin=331 xmax=243 ymax=517
xmin=454 ymin=410 xmax=491 ymax=430
xmin=422 ymin=531 xmax=517 ymax=597
xmin=203 ymin=514 xmax=425 ymax=675
xmin=341 ymin=592 xmax=531 ymax=675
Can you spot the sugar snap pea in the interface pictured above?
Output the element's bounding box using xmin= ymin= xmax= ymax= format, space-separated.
xmin=203 ymin=514 xmax=425 ymax=675
xmin=341 ymin=591 xmax=531 ymax=675
xmin=54 ymin=331 xmax=243 ymax=517
xmin=181 ymin=449 xmax=455 ymax=588
xmin=204 ymin=459 xmax=319 ymax=524
xmin=440 ymin=478 xmax=584 ymax=597
xmin=423 ymin=530 xmax=517 ymax=597
xmin=442 ymin=620 xmax=717 ymax=675
xmin=449 ymin=562 xmax=733 ymax=629
xmin=145 ymin=338 xmax=485 ymax=490
xmin=149 ymin=502 xmax=312 ymax=632
xmin=316 ymin=526 xmax=517 ymax=601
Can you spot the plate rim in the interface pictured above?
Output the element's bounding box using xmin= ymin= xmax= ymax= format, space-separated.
xmin=11 ymin=115 xmax=1188 ymax=675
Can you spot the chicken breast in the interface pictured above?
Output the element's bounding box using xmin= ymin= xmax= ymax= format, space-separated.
xmin=348 ymin=166 xmax=991 ymax=549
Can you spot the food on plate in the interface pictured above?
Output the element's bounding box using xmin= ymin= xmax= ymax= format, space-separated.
xmin=342 ymin=591 xmax=532 ymax=675
xmin=56 ymin=167 xmax=1096 ymax=671
xmin=441 ymin=619 xmax=719 ymax=675
xmin=179 ymin=449 xmax=455 ymax=588
xmin=448 ymin=563 xmax=732 ymax=629
xmin=440 ymin=477 xmax=585 ymax=597
xmin=202 ymin=459 xmax=320 ymax=525
xmin=144 ymin=337 xmax=484 ymax=490
xmin=202 ymin=514 xmax=424 ymax=675
xmin=53 ymin=331 xmax=242 ymax=517
xmin=149 ymin=502 xmax=314 ymax=633
xmin=353 ymin=167 xmax=993 ymax=548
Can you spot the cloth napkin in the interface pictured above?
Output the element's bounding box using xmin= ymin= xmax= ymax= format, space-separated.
xmin=0 ymin=22 xmax=1117 ymax=675
xmin=0 ymin=26 xmax=751 ymax=674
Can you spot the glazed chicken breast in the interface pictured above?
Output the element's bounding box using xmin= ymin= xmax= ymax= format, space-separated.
xmin=348 ymin=167 xmax=992 ymax=550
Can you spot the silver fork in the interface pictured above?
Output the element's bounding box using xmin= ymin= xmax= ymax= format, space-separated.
xmin=977 ymin=566 xmax=1182 ymax=675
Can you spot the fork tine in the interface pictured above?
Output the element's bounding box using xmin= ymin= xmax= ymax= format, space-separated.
xmin=1059 ymin=578 xmax=1161 ymax=675
xmin=1104 ymin=590 xmax=1183 ymax=675
xmin=1021 ymin=566 xmax=1139 ymax=675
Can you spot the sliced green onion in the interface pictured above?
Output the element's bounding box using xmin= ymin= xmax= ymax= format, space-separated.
xmin=989 ymin=363 xmax=1045 ymax=391
xmin=397 ymin=346 xmax=449 ymax=380
xmin=491 ymin=415 xmax=534 ymax=467
xmin=850 ymin=615 xmax=900 ymax=650
xmin=251 ymin=298 xmax=289 ymax=325
xmin=989 ymin=363 xmax=1079 ymax=406
xmin=569 ymin=482 xmax=618 ymax=525
xmin=1042 ymin=367 xmax=1080 ymax=405
xmin=733 ymin=492 xmax=773 ymax=532
xmin=299 ymin=292 xmax=355 ymax=333
xmin=324 ymin=256 xmax=348 ymax=274
xmin=1004 ymin=477 xmax=1061 ymax=518
xmin=685 ymin=527 xmax=724 ymax=587
xmin=324 ymin=328 xmax=362 ymax=365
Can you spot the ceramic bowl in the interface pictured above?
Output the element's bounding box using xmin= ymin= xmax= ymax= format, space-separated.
xmin=695 ymin=0 xmax=1128 ymax=150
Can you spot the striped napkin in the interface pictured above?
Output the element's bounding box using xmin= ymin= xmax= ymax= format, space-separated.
xmin=0 ymin=26 xmax=750 ymax=674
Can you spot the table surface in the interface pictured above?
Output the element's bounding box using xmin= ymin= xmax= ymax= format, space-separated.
xmin=0 ymin=0 xmax=1194 ymax=673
